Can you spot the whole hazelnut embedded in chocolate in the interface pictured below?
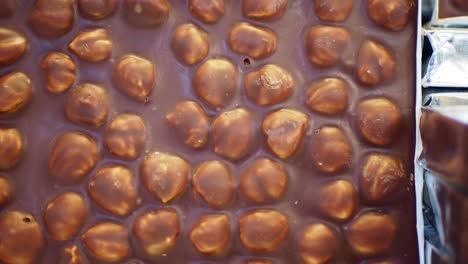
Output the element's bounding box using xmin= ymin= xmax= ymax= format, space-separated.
xmin=366 ymin=0 xmax=414 ymax=31
xmin=262 ymin=109 xmax=308 ymax=159
xmin=189 ymin=0 xmax=225 ymax=24
xmin=0 ymin=72 xmax=32 ymax=114
xmin=239 ymin=209 xmax=289 ymax=253
xmin=0 ymin=28 xmax=28 ymax=67
xmin=44 ymin=192 xmax=88 ymax=241
xmin=171 ymin=23 xmax=209 ymax=65
xmin=356 ymin=98 xmax=402 ymax=146
xmin=48 ymin=131 xmax=99 ymax=182
xmin=318 ymin=180 xmax=357 ymax=221
xmin=244 ymin=64 xmax=294 ymax=106
xmin=68 ymin=28 xmax=113 ymax=62
xmin=65 ymin=82 xmax=110 ymax=127
xmin=41 ymin=52 xmax=76 ymax=94
xmin=242 ymin=0 xmax=288 ymax=20
xmin=228 ymin=22 xmax=277 ymax=59
xmin=81 ymin=221 xmax=130 ymax=262
xmin=313 ymin=0 xmax=354 ymax=22
xmin=140 ymin=152 xmax=190 ymax=203
xmin=29 ymin=0 xmax=75 ymax=39
xmin=0 ymin=0 xmax=16 ymax=18
xmin=78 ymin=0 xmax=118 ymax=20
xmin=0 ymin=211 xmax=44 ymax=264
xmin=124 ymin=0 xmax=170 ymax=27
xmin=0 ymin=176 xmax=11 ymax=207
xmin=88 ymin=164 xmax=137 ymax=216
xmin=114 ymin=54 xmax=156 ymax=102
xmin=104 ymin=113 xmax=146 ymax=160
xmin=133 ymin=208 xmax=180 ymax=257
xmin=305 ymin=25 xmax=351 ymax=67
xmin=59 ymin=244 xmax=90 ymax=264
xmin=299 ymin=223 xmax=339 ymax=264
xmin=193 ymin=160 xmax=235 ymax=208
xmin=190 ymin=214 xmax=231 ymax=255
xmin=240 ymin=158 xmax=288 ymax=203
xmin=0 ymin=127 xmax=23 ymax=170
xmin=357 ymin=40 xmax=395 ymax=86
xmin=305 ymin=78 xmax=349 ymax=115
xmin=193 ymin=58 xmax=237 ymax=108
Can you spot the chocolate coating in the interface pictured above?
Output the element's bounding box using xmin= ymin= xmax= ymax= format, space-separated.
xmin=114 ymin=54 xmax=156 ymax=102
xmin=453 ymin=0 xmax=468 ymax=11
xmin=318 ymin=180 xmax=357 ymax=221
xmin=124 ymin=0 xmax=170 ymax=27
xmin=305 ymin=25 xmax=351 ymax=67
xmin=242 ymin=0 xmax=288 ymax=20
xmin=228 ymin=22 xmax=277 ymax=59
xmin=0 ymin=28 xmax=28 ymax=67
xmin=357 ymin=40 xmax=395 ymax=86
xmin=305 ymin=77 xmax=349 ymax=115
xmin=0 ymin=176 xmax=11 ymax=207
xmin=242 ymin=260 xmax=272 ymax=264
xmin=68 ymin=28 xmax=112 ymax=62
xmin=0 ymin=71 xmax=32 ymax=114
xmin=313 ymin=0 xmax=354 ymax=22
xmin=59 ymin=244 xmax=90 ymax=264
xmin=0 ymin=0 xmax=16 ymax=18
xmin=0 ymin=127 xmax=23 ymax=170
xmin=309 ymin=126 xmax=351 ymax=174
xmin=190 ymin=214 xmax=231 ymax=255
xmin=299 ymin=223 xmax=339 ymax=264
xmin=29 ymin=0 xmax=75 ymax=39
xmin=78 ymin=0 xmax=118 ymax=20
xmin=189 ymin=0 xmax=225 ymax=24
xmin=104 ymin=113 xmax=146 ymax=160
xmin=40 ymin=52 xmax=76 ymax=94
xmin=171 ymin=23 xmax=209 ymax=65
xmin=366 ymin=0 xmax=414 ymax=31
xmin=81 ymin=221 xmax=130 ymax=262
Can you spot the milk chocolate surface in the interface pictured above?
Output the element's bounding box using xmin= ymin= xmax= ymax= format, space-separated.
xmin=439 ymin=0 xmax=468 ymax=19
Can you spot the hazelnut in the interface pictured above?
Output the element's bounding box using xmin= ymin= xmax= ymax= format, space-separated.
xmin=318 ymin=180 xmax=356 ymax=221
xmin=166 ymin=100 xmax=209 ymax=148
xmin=346 ymin=211 xmax=396 ymax=255
xmin=305 ymin=78 xmax=349 ymax=115
xmin=88 ymin=164 xmax=137 ymax=216
xmin=104 ymin=113 xmax=146 ymax=160
xmin=0 ymin=127 xmax=22 ymax=170
xmin=313 ymin=0 xmax=354 ymax=22
xmin=453 ymin=0 xmax=468 ymax=11
xmin=239 ymin=209 xmax=289 ymax=253
xmin=193 ymin=160 xmax=235 ymax=208
xmin=133 ymin=208 xmax=180 ymax=257
xmin=171 ymin=23 xmax=209 ymax=65
xmin=359 ymin=154 xmax=405 ymax=204
xmin=78 ymin=0 xmax=118 ymax=20
xmin=114 ymin=54 xmax=156 ymax=102
xmin=299 ymin=223 xmax=339 ymax=264
xmin=193 ymin=58 xmax=237 ymax=108
xmin=356 ymin=98 xmax=402 ymax=146
xmin=124 ymin=0 xmax=170 ymax=27
xmin=262 ymin=109 xmax=308 ymax=159
xmin=190 ymin=214 xmax=231 ymax=255
xmin=44 ymin=192 xmax=88 ymax=241
xmin=356 ymin=40 xmax=395 ymax=86
xmin=59 ymin=244 xmax=90 ymax=264
xmin=68 ymin=28 xmax=112 ymax=62
xmin=0 ymin=71 xmax=32 ymax=114
xmin=240 ymin=158 xmax=288 ymax=203
xmin=0 ymin=28 xmax=28 ymax=67
xmin=140 ymin=152 xmax=189 ymax=203
xmin=228 ymin=23 xmax=277 ymax=59
xmin=65 ymin=83 xmax=110 ymax=127
xmin=213 ymin=108 xmax=255 ymax=160
xmin=189 ymin=0 xmax=225 ymax=24
xmin=0 ymin=211 xmax=44 ymax=264
xmin=309 ymin=126 xmax=351 ymax=173
xmin=366 ymin=0 xmax=414 ymax=31
xmin=242 ymin=260 xmax=272 ymax=264
xmin=242 ymin=0 xmax=288 ymax=20
xmin=29 ymin=0 xmax=75 ymax=39
xmin=81 ymin=221 xmax=130 ymax=262
xmin=245 ymin=64 xmax=294 ymax=106
xmin=0 ymin=176 xmax=11 ymax=207
xmin=41 ymin=52 xmax=76 ymax=94
xmin=305 ymin=25 xmax=351 ymax=67
xmin=48 ymin=131 xmax=99 ymax=182
xmin=0 ymin=0 xmax=15 ymax=18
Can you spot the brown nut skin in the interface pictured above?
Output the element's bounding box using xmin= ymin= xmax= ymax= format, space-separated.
xmin=189 ymin=0 xmax=225 ymax=24
xmin=318 ymin=180 xmax=357 ymax=221
xmin=305 ymin=78 xmax=349 ymax=115
xmin=68 ymin=28 xmax=112 ymax=62
xmin=228 ymin=23 xmax=277 ymax=59
xmin=114 ymin=54 xmax=156 ymax=102
xmin=0 ymin=72 xmax=32 ymax=114
xmin=242 ymin=0 xmax=288 ymax=20
xmin=192 ymin=160 xmax=235 ymax=208
xmin=366 ymin=0 xmax=414 ymax=31
xmin=346 ymin=211 xmax=396 ymax=255
xmin=0 ymin=0 xmax=16 ymax=18
xmin=48 ymin=131 xmax=99 ymax=182
xmin=0 ymin=28 xmax=28 ymax=67
xmin=299 ymin=223 xmax=339 ymax=264
xmin=245 ymin=64 xmax=294 ymax=106
xmin=0 ymin=127 xmax=23 ymax=170
xmin=357 ymin=40 xmax=396 ymax=86
xmin=65 ymin=83 xmax=110 ymax=127
xmin=81 ymin=221 xmax=130 ymax=262
xmin=356 ymin=98 xmax=402 ymax=146
xmin=104 ymin=113 xmax=146 ymax=160
xmin=240 ymin=158 xmax=288 ymax=203
xmin=44 ymin=192 xmax=88 ymax=241
xmin=78 ymin=0 xmax=118 ymax=20
xmin=309 ymin=126 xmax=351 ymax=174
xmin=171 ymin=23 xmax=209 ymax=65
xmin=190 ymin=214 xmax=231 ymax=255
xmin=0 ymin=176 xmax=11 ymax=207
xmin=140 ymin=152 xmax=190 ymax=203
xmin=262 ymin=109 xmax=309 ymax=159
xmin=124 ymin=0 xmax=170 ymax=27
xmin=29 ymin=0 xmax=75 ymax=39
xmin=313 ymin=0 xmax=354 ymax=22
xmin=239 ymin=209 xmax=289 ymax=253
xmin=59 ymin=244 xmax=90 ymax=264
xmin=193 ymin=58 xmax=237 ymax=108
xmin=0 ymin=211 xmax=44 ymax=264
xmin=88 ymin=165 xmax=137 ymax=216
xmin=305 ymin=25 xmax=351 ymax=67
xmin=41 ymin=52 xmax=76 ymax=94
xmin=213 ymin=108 xmax=255 ymax=160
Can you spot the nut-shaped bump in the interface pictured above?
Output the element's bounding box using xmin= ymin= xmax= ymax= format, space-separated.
xmin=41 ymin=52 xmax=76 ymax=94
xmin=190 ymin=214 xmax=231 ymax=255
xmin=0 ymin=176 xmax=11 ymax=207
xmin=68 ymin=28 xmax=112 ymax=62
xmin=318 ymin=180 xmax=357 ymax=221
xmin=78 ymin=0 xmax=118 ymax=20
xmin=0 ymin=28 xmax=28 ymax=67
xmin=104 ymin=113 xmax=146 ymax=160
xmin=81 ymin=221 xmax=130 ymax=262
xmin=228 ymin=22 xmax=277 ymax=59
xmin=366 ymin=0 xmax=414 ymax=30
xmin=305 ymin=77 xmax=349 ymax=115
xmin=242 ymin=0 xmax=288 ymax=20
xmin=299 ymin=223 xmax=339 ymax=264
xmin=0 ymin=71 xmax=32 ymax=114
xmin=189 ymin=0 xmax=225 ymax=24
xmin=114 ymin=54 xmax=156 ymax=102
xmin=356 ymin=40 xmax=396 ymax=86
xmin=124 ymin=0 xmax=170 ymax=27
xmin=0 ymin=127 xmax=23 ymax=170
xmin=171 ymin=23 xmax=209 ymax=65
xmin=305 ymin=25 xmax=351 ymax=67
xmin=29 ymin=0 xmax=75 ymax=39
xmin=313 ymin=0 xmax=354 ymax=22
xmin=59 ymin=244 xmax=90 ymax=264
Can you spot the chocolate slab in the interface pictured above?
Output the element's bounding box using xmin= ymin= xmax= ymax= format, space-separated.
xmin=439 ymin=0 xmax=468 ymax=19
